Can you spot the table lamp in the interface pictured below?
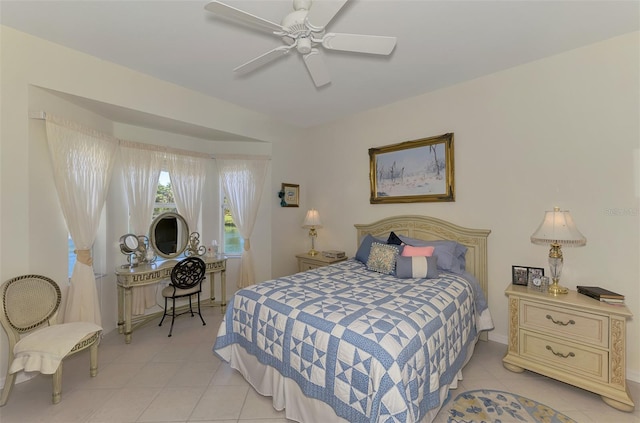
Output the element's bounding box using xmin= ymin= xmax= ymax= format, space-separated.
xmin=531 ymin=207 xmax=586 ymax=295
xmin=302 ymin=209 xmax=322 ymax=256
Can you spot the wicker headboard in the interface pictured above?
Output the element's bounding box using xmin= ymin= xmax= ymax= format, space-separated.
xmin=355 ymin=215 xmax=491 ymax=308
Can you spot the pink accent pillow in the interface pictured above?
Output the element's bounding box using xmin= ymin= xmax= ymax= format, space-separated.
xmin=401 ymin=245 xmax=435 ymax=257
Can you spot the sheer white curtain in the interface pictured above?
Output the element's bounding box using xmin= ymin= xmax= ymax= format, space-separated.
xmin=166 ymin=152 xmax=208 ymax=234
xmin=45 ymin=115 xmax=118 ymax=325
xmin=216 ymin=155 xmax=270 ymax=288
xmin=119 ymin=141 xmax=164 ymax=315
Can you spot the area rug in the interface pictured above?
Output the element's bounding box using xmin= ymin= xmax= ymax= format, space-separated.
xmin=445 ymin=389 xmax=577 ymax=423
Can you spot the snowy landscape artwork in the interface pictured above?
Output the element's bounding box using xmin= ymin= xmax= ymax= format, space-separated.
xmin=369 ymin=133 xmax=454 ymax=203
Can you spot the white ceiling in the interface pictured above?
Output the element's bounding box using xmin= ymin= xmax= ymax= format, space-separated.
xmin=2 ymin=0 xmax=638 ymax=133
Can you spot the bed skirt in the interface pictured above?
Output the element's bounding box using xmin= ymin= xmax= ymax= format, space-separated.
xmin=215 ymin=333 xmax=480 ymax=423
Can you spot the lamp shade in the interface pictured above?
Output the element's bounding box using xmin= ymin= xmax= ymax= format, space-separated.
xmin=302 ymin=209 xmax=322 ymax=228
xmin=531 ymin=207 xmax=586 ymax=246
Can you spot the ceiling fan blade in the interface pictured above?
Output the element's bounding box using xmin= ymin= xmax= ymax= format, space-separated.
xmin=303 ymin=49 xmax=331 ymax=88
xmin=322 ymin=33 xmax=397 ymax=55
xmin=204 ymin=1 xmax=283 ymax=33
xmin=234 ymin=46 xmax=292 ymax=75
xmin=306 ymin=0 xmax=349 ymax=30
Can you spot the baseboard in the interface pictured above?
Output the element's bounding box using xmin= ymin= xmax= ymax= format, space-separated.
xmin=627 ymin=369 xmax=640 ymax=384
xmin=0 ymin=372 xmax=36 ymax=390
xmin=488 ymin=332 xmax=508 ymax=345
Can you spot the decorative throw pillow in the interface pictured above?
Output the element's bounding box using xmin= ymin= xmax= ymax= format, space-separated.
xmin=387 ymin=231 xmax=404 ymax=245
xmin=355 ymin=234 xmax=385 ymax=263
xmin=366 ymin=242 xmax=399 ymax=275
xmin=401 ymin=245 xmax=435 ymax=257
xmin=397 ymin=235 xmax=468 ymax=274
xmin=396 ymin=255 xmax=439 ymax=279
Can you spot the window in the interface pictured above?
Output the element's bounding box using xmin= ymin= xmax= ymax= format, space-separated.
xmin=154 ymin=171 xmax=176 ymax=218
xmin=68 ymin=235 xmax=75 ymax=278
xmin=223 ymin=196 xmax=243 ymax=255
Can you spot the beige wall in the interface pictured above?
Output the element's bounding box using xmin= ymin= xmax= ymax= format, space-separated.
xmin=304 ymin=32 xmax=640 ymax=381
xmin=0 ymin=26 xmax=308 ymax=386
xmin=1 ymin=24 xmax=638 ymax=388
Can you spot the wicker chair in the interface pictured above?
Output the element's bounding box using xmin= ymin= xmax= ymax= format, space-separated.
xmin=159 ymin=256 xmax=207 ymax=337
xmin=0 ymin=274 xmax=102 ymax=406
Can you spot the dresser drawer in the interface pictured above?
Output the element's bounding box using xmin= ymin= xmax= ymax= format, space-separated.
xmin=299 ymin=261 xmax=319 ymax=272
xmin=520 ymin=300 xmax=609 ymax=348
xmin=520 ymin=330 xmax=608 ymax=382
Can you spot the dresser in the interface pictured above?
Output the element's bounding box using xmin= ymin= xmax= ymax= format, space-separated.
xmin=296 ymin=252 xmax=347 ymax=272
xmin=503 ymin=284 xmax=634 ymax=411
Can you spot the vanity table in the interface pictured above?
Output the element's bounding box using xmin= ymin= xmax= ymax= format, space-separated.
xmin=115 ymin=256 xmax=227 ymax=343
xmin=115 ymin=211 xmax=228 ymax=343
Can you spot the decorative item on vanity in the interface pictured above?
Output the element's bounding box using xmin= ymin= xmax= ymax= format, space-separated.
xmin=207 ymin=240 xmax=219 ymax=257
xmin=302 ymin=209 xmax=322 ymax=256
xmin=119 ymin=234 xmax=156 ymax=268
xmin=531 ymin=207 xmax=586 ymax=295
xmin=185 ymin=232 xmax=207 ymax=257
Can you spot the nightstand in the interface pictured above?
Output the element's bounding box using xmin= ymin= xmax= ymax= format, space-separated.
xmin=296 ymin=253 xmax=347 ymax=272
xmin=503 ymin=284 xmax=634 ymax=412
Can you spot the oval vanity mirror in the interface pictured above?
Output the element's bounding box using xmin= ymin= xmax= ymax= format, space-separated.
xmin=149 ymin=212 xmax=189 ymax=259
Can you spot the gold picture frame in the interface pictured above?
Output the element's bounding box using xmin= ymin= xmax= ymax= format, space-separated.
xmin=369 ymin=133 xmax=455 ymax=204
xmin=280 ymin=183 xmax=299 ymax=207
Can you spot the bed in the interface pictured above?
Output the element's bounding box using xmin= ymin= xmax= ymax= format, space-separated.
xmin=213 ymin=215 xmax=493 ymax=423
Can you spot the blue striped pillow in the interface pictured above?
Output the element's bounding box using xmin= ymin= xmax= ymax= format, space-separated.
xmin=396 ymin=255 xmax=439 ymax=279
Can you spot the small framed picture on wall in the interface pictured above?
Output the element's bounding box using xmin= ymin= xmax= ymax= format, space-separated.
xmin=280 ymin=183 xmax=299 ymax=207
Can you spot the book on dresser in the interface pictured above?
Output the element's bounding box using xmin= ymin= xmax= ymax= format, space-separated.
xmin=576 ymin=286 xmax=625 ymax=303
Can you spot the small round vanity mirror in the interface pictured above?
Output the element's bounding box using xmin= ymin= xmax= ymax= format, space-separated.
xmin=149 ymin=212 xmax=190 ymax=259
xmin=119 ymin=233 xmax=139 ymax=254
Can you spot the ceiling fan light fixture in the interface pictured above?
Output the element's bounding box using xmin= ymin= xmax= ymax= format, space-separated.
xmin=204 ymin=0 xmax=397 ymax=87
xmin=297 ymin=37 xmax=312 ymax=54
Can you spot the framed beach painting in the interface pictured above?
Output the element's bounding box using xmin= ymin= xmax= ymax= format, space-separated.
xmin=369 ymin=133 xmax=455 ymax=203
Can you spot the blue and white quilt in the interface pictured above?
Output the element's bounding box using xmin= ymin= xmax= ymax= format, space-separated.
xmin=213 ymin=259 xmax=491 ymax=423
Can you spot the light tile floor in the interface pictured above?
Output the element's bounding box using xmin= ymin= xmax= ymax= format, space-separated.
xmin=0 ymin=306 xmax=638 ymax=423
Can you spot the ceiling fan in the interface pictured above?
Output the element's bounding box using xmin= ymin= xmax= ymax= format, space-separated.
xmin=204 ymin=0 xmax=397 ymax=87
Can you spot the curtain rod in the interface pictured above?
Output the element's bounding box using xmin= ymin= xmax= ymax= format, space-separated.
xmin=29 ymin=110 xmax=213 ymax=160
xmin=212 ymin=154 xmax=271 ymax=160
xmin=29 ymin=112 xmax=266 ymax=161
xmin=29 ymin=110 xmax=46 ymax=120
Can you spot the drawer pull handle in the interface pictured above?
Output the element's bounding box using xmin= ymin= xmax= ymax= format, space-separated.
xmin=546 ymin=345 xmax=575 ymax=359
xmin=546 ymin=314 xmax=575 ymax=326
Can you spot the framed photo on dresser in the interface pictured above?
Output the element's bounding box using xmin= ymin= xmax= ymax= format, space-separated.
xmin=512 ymin=266 xmax=529 ymax=286
xmin=512 ymin=265 xmax=545 ymax=286
xmin=527 ymin=267 xmax=544 ymax=281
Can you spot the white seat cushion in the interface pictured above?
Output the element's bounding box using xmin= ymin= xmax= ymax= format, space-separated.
xmin=161 ymin=284 xmax=200 ymax=298
xmin=10 ymin=322 xmax=102 ymax=375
